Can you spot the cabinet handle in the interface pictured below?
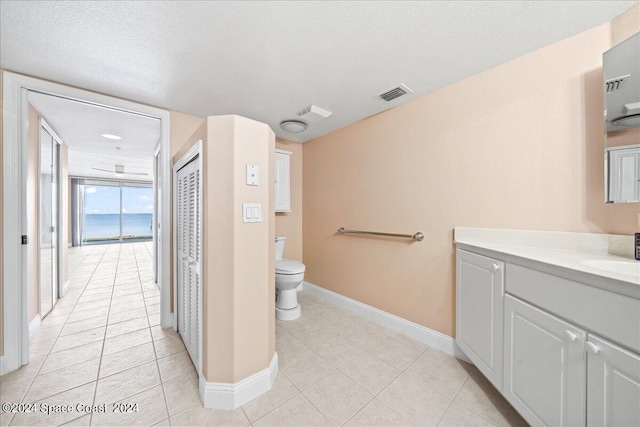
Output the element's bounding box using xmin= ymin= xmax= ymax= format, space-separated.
xmin=586 ymin=341 xmax=600 ymax=355
xmin=492 ymin=263 xmax=500 ymax=271
xmin=564 ymin=330 xmax=578 ymax=342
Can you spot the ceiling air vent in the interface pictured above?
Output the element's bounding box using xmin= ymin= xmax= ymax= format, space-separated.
xmin=378 ymin=83 xmax=413 ymax=102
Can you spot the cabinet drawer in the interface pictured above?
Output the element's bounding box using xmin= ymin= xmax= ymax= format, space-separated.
xmin=506 ymin=264 xmax=640 ymax=353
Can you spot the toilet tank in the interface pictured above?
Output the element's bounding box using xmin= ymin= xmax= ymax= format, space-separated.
xmin=275 ymin=235 xmax=286 ymax=260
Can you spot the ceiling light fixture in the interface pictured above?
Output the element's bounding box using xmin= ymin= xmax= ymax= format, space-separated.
xmin=280 ymin=120 xmax=307 ymax=134
xmin=102 ymin=133 xmax=121 ymax=140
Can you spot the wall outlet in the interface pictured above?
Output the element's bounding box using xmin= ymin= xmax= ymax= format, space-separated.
xmin=246 ymin=164 xmax=259 ymax=186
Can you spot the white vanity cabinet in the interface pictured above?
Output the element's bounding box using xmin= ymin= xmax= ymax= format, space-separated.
xmin=274 ymin=149 xmax=291 ymax=212
xmin=586 ymin=335 xmax=640 ymax=427
xmin=455 ymin=250 xmax=504 ymax=390
xmin=504 ymin=295 xmax=586 ymax=427
xmin=455 ymin=243 xmax=640 ymax=427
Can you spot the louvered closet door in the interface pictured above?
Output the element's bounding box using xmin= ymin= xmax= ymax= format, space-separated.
xmin=176 ymin=157 xmax=201 ymax=370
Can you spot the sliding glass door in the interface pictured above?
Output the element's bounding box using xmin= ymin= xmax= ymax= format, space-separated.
xmin=40 ymin=125 xmax=59 ymax=317
xmin=78 ymin=179 xmax=153 ymax=245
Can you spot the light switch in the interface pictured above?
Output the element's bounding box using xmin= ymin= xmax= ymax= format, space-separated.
xmin=242 ymin=203 xmax=262 ymax=223
xmin=246 ymin=164 xmax=259 ymax=186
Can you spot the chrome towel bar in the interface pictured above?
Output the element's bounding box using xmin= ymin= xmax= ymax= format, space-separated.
xmin=337 ymin=227 xmax=424 ymax=242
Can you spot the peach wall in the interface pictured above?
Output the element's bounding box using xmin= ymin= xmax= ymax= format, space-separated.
xmin=275 ymin=138 xmax=303 ymax=260
xmin=303 ymin=15 xmax=639 ymax=337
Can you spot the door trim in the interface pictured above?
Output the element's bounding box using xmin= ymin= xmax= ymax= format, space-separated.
xmin=2 ymin=71 xmax=172 ymax=374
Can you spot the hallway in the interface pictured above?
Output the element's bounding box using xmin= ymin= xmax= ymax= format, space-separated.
xmin=0 ymin=243 xmax=199 ymax=426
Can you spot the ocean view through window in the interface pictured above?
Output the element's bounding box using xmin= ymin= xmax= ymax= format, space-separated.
xmin=81 ymin=180 xmax=153 ymax=244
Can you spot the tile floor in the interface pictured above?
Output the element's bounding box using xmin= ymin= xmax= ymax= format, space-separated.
xmin=1 ymin=242 xmax=527 ymax=426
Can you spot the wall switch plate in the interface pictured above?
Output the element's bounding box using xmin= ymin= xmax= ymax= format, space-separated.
xmin=246 ymin=164 xmax=259 ymax=186
xmin=637 ymin=212 xmax=640 ymax=227
xmin=242 ymin=203 xmax=262 ymax=223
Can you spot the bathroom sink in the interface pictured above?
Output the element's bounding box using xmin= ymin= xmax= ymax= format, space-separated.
xmin=580 ymin=260 xmax=640 ymax=277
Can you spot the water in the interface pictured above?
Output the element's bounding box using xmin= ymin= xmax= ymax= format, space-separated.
xmin=84 ymin=213 xmax=153 ymax=240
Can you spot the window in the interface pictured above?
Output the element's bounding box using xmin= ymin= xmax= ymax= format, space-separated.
xmin=74 ymin=179 xmax=153 ymax=245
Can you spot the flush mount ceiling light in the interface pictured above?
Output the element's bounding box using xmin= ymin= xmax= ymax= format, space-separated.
xmin=280 ymin=120 xmax=307 ymax=134
xmin=101 ymin=133 xmax=121 ymax=140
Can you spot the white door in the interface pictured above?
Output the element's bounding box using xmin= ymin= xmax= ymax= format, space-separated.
xmin=456 ymin=249 xmax=504 ymax=389
xmin=176 ymin=156 xmax=201 ymax=370
xmin=587 ymin=334 xmax=640 ymax=427
xmin=504 ymin=295 xmax=586 ymax=427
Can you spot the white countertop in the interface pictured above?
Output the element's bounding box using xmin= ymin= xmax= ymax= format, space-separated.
xmin=454 ymin=228 xmax=639 ymax=287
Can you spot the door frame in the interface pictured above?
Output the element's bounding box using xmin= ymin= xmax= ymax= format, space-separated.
xmin=1 ymin=71 xmax=173 ymax=374
xmin=172 ymin=139 xmax=203 ymax=376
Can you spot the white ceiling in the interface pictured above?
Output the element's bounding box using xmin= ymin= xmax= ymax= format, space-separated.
xmin=1 ymin=1 xmax=635 ymax=143
xmin=29 ymin=92 xmax=160 ymax=181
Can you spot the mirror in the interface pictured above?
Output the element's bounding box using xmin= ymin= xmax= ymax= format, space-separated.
xmin=604 ymin=32 xmax=640 ymax=203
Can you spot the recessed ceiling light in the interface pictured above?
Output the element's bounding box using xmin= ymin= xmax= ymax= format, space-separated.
xmin=280 ymin=120 xmax=307 ymax=134
xmin=102 ymin=133 xmax=121 ymax=140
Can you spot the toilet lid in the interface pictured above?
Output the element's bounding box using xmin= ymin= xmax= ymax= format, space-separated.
xmin=276 ymin=259 xmax=306 ymax=274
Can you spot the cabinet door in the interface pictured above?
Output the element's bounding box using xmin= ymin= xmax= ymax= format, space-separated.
xmin=587 ymin=335 xmax=640 ymax=427
xmin=504 ymin=295 xmax=586 ymax=427
xmin=456 ymin=249 xmax=505 ymax=390
xmin=274 ymin=150 xmax=291 ymax=212
xmin=607 ymin=147 xmax=640 ymax=203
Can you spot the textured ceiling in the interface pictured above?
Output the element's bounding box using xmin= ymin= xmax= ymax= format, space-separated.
xmin=1 ymin=1 xmax=635 ymax=142
xmin=29 ymin=92 xmax=160 ymax=181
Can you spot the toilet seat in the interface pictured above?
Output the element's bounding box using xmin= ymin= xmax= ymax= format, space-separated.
xmin=276 ymin=259 xmax=305 ymax=275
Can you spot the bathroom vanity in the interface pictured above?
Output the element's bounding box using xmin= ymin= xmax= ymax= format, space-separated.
xmin=454 ymin=228 xmax=640 ymax=427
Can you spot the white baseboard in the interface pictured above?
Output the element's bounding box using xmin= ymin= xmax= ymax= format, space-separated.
xmin=29 ymin=314 xmax=42 ymax=340
xmin=301 ymin=281 xmax=471 ymax=364
xmin=200 ymin=352 xmax=278 ymax=409
xmin=61 ymin=280 xmax=70 ymax=297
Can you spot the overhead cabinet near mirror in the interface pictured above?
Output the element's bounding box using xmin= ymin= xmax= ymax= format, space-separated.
xmin=606 ymin=145 xmax=640 ymax=203
xmin=275 ymin=149 xmax=291 ymax=212
xmin=604 ymin=32 xmax=640 ymax=132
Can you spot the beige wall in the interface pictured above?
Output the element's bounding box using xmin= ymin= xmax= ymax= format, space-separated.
xmin=302 ymin=14 xmax=639 ymax=337
xmin=171 ymin=111 xmax=205 ymax=158
xmin=27 ymin=104 xmax=39 ymax=321
xmin=173 ymin=115 xmax=275 ymax=383
xmin=275 ymin=138 xmax=303 ymax=260
xmin=204 ymin=115 xmax=275 ymax=382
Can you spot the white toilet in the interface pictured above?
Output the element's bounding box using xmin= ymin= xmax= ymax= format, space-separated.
xmin=275 ymin=235 xmax=305 ymax=320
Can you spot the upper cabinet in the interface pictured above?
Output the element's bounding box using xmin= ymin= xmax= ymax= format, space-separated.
xmin=603 ymin=32 xmax=640 ymax=204
xmin=275 ymin=149 xmax=291 ymax=212
xmin=606 ymin=145 xmax=640 ymax=203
